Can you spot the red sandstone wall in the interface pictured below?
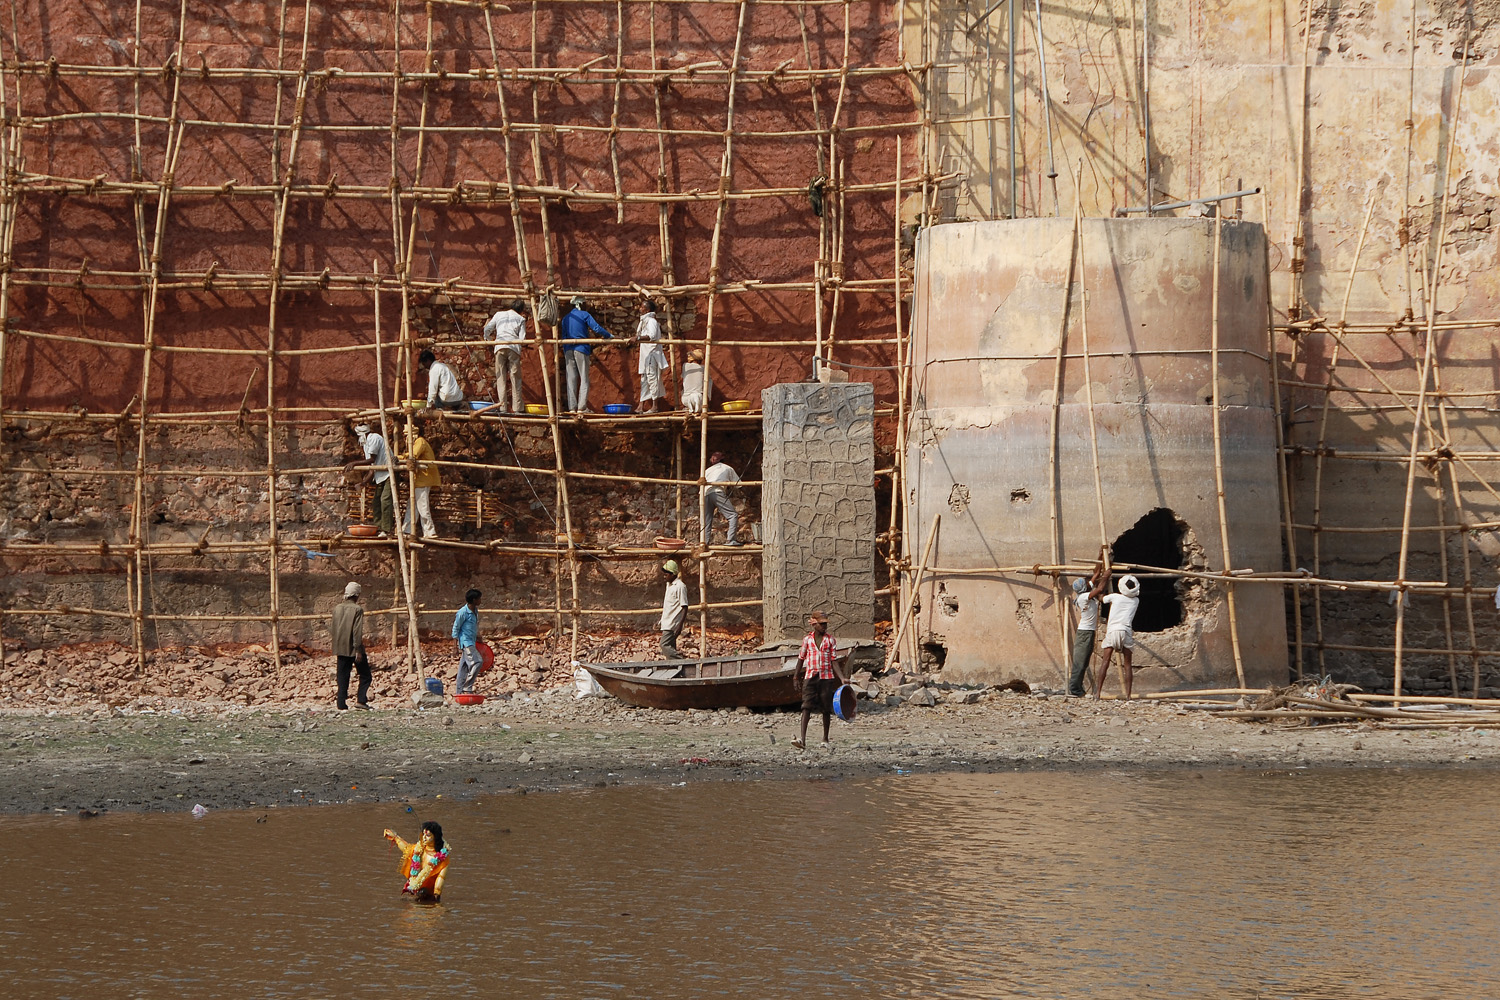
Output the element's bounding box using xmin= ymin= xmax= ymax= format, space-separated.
xmin=4 ymin=1 xmax=912 ymax=415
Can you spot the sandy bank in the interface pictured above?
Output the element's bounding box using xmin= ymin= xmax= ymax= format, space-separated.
xmin=3 ymin=687 xmax=1498 ymax=815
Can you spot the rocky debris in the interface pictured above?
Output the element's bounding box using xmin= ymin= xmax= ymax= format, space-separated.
xmin=907 ymin=687 xmax=938 ymax=707
xmin=0 ymin=627 xmax=765 ymax=712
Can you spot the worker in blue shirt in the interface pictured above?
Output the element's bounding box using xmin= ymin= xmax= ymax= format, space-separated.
xmin=559 ymin=296 xmax=614 ymax=412
xmin=451 ymin=588 xmax=482 ymax=694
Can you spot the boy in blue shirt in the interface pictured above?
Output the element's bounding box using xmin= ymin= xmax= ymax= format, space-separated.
xmin=451 ymin=588 xmax=482 ymax=695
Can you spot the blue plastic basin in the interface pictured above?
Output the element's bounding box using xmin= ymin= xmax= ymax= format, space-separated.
xmin=604 ymin=403 xmax=633 ymax=414
xmin=832 ymin=684 xmax=857 ymax=721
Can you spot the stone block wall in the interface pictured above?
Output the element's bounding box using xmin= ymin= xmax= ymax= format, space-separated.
xmin=0 ymin=417 xmax=764 ymax=648
xmin=760 ymin=383 xmax=876 ymax=642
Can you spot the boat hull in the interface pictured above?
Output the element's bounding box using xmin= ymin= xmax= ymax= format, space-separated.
xmin=581 ymin=649 xmax=851 ymax=710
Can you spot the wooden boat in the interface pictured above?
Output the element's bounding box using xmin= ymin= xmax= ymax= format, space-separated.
xmin=581 ymin=645 xmax=853 ymax=710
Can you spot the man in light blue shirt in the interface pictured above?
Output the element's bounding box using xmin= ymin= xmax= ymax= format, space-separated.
xmin=451 ymin=588 xmax=482 ymax=694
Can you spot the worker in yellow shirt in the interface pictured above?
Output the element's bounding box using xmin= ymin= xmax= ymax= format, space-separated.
xmin=401 ymin=414 xmax=442 ymax=539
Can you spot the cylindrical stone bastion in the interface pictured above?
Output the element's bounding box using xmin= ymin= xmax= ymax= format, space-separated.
xmin=905 ymin=217 xmax=1288 ymax=691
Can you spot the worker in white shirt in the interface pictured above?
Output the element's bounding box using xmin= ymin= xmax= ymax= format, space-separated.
xmin=1093 ymin=574 xmax=1142 ymax=700
xmin=681 ymin=348 xmax=706 ymax=414
xmin=346 ymin=423 xmax=395 ymax=537
xmin=702 ymin=451 xmax=742 ymax=547
xmin=419 ymin=349 xmax=465 ymax=411
xmin=635 ymin=298 xmax=668 ymax=413
xmin=482 ymin=299 xmax=528 ymax=413
xmin=659 ymin=559 xmax=689 ymax=660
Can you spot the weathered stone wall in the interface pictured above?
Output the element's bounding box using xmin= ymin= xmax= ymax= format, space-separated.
xmin=908 ymin=218 xmax=1287 ymax=691
xmin=910 ymin=2 xmax=1500 ymax=694
xmin=761 ymin=382 xmax=876 ymax=642
xmin=0 ymin=417 xmax=765 ymax=648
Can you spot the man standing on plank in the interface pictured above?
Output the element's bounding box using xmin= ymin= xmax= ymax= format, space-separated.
xmin=559 ymin=297 xmax=614 ymax=412
xmin=401 ymin=413 xmax=440 ymax=539
xmin=635 ymin=298 xmax=668 ymax=413
xmin=483 ymin=299 xmax=529 ymax=413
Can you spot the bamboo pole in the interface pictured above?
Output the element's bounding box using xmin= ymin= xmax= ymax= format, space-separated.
xmin=373 ymin=263 xmax=424 ymax=672
xmin=483 ymin=0 xmax=581 ymax=665
xmin=1394 ymin=36 xmax=1469 ymax=705
xmin=1263 ymin=190 xmax=1303 ymax=680
xmin=695 ymin=0 xmax=750 ymax=659
xmin=1208 ymin=215 xmax=1246 ymax=687
xmin=888 ymin=134 xmax=907 ymax=631
xmin=1307 ymin=187 xmax=1378 ymax=676
xmin=1432 ymin=371 xmax=1482 ymax=696
xmin=1047 ymin=190 xmax=1082 ymax=676
xmin=890 ymin=513 xmax=940 ymax=670
xmin=261 ymin=1 xmax=315 ymax=674
xmin=0 ymin=25 xmax=20 ymax=664
xmin=1285 ymin=0 xmax=1315 ymax=321
xmin=129 ymin=0 xmax=190 ymax=672
xmin=1073 ymin=180 xmax=1108 ymax=558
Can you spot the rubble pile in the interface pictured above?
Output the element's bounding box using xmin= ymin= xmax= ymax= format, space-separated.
xmin=0 ymin=627 xmax=759 ymax=711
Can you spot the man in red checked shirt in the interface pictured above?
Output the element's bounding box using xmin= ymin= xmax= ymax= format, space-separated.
xmin=793 ymin=611 xmax=849 ymax=750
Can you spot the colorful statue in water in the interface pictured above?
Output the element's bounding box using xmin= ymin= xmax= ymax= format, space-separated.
xmin=383 ymin=821 xmax=451 ymax=902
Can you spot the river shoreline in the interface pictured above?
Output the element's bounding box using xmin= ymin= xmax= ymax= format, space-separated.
xmin=4 ymin=686 xmax=1498 ymax=815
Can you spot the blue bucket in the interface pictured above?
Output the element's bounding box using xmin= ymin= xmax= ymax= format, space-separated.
xmin=424 ymin=677 xmax=444 ymax=696
xmin=832 ymin=684 xmax=857 ymax=722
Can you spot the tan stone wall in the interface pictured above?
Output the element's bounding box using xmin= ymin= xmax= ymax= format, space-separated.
xmin=912 ymin=1 xmax=1500 ymax=691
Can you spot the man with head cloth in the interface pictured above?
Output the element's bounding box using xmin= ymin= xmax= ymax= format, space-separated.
xmin=348 ymin=423 xmax=396 ymax=537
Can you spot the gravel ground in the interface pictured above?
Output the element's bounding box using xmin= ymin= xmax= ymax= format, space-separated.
xmin=3 ymin=684 xmax=1497 ymax=816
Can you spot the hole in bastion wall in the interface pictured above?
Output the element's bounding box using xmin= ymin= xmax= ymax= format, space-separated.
xmin=1109 ymin=507 xmax=1189 ymax=633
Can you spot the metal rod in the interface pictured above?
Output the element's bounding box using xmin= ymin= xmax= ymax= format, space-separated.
xmin=1008 ymin=0 xmax=1018 ymax=216
xmin=1140 ymin=0 xmax=1153 ymax=215
xmin=1032 ymin=0 xmax=1059 ymax=213
xmin=966 ymin=0 xmax=1011 ymax=33
xmin=1117 ymin=188 xmax=1261 ymax=215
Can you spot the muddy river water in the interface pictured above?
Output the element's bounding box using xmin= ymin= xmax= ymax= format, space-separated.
xmin=2 ymin=768 xmax=1494 ymax=998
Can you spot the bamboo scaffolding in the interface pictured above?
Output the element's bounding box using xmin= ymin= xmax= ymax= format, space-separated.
xmin=130 ymin=0 xmax=190 ymax=674
xmin=1392 ymin=37 xmax=1470 ymax=705
xmin=694 ymin=0 xmax=749 ymax=660
xmin=260 ymin=0 xmax=315 ymax=675
xmin=8 ymin=0 xmax=1500 ymax=706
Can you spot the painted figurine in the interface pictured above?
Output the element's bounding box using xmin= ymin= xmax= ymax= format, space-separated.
xmin=384 ymin=821 xmax=451 ymax=902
